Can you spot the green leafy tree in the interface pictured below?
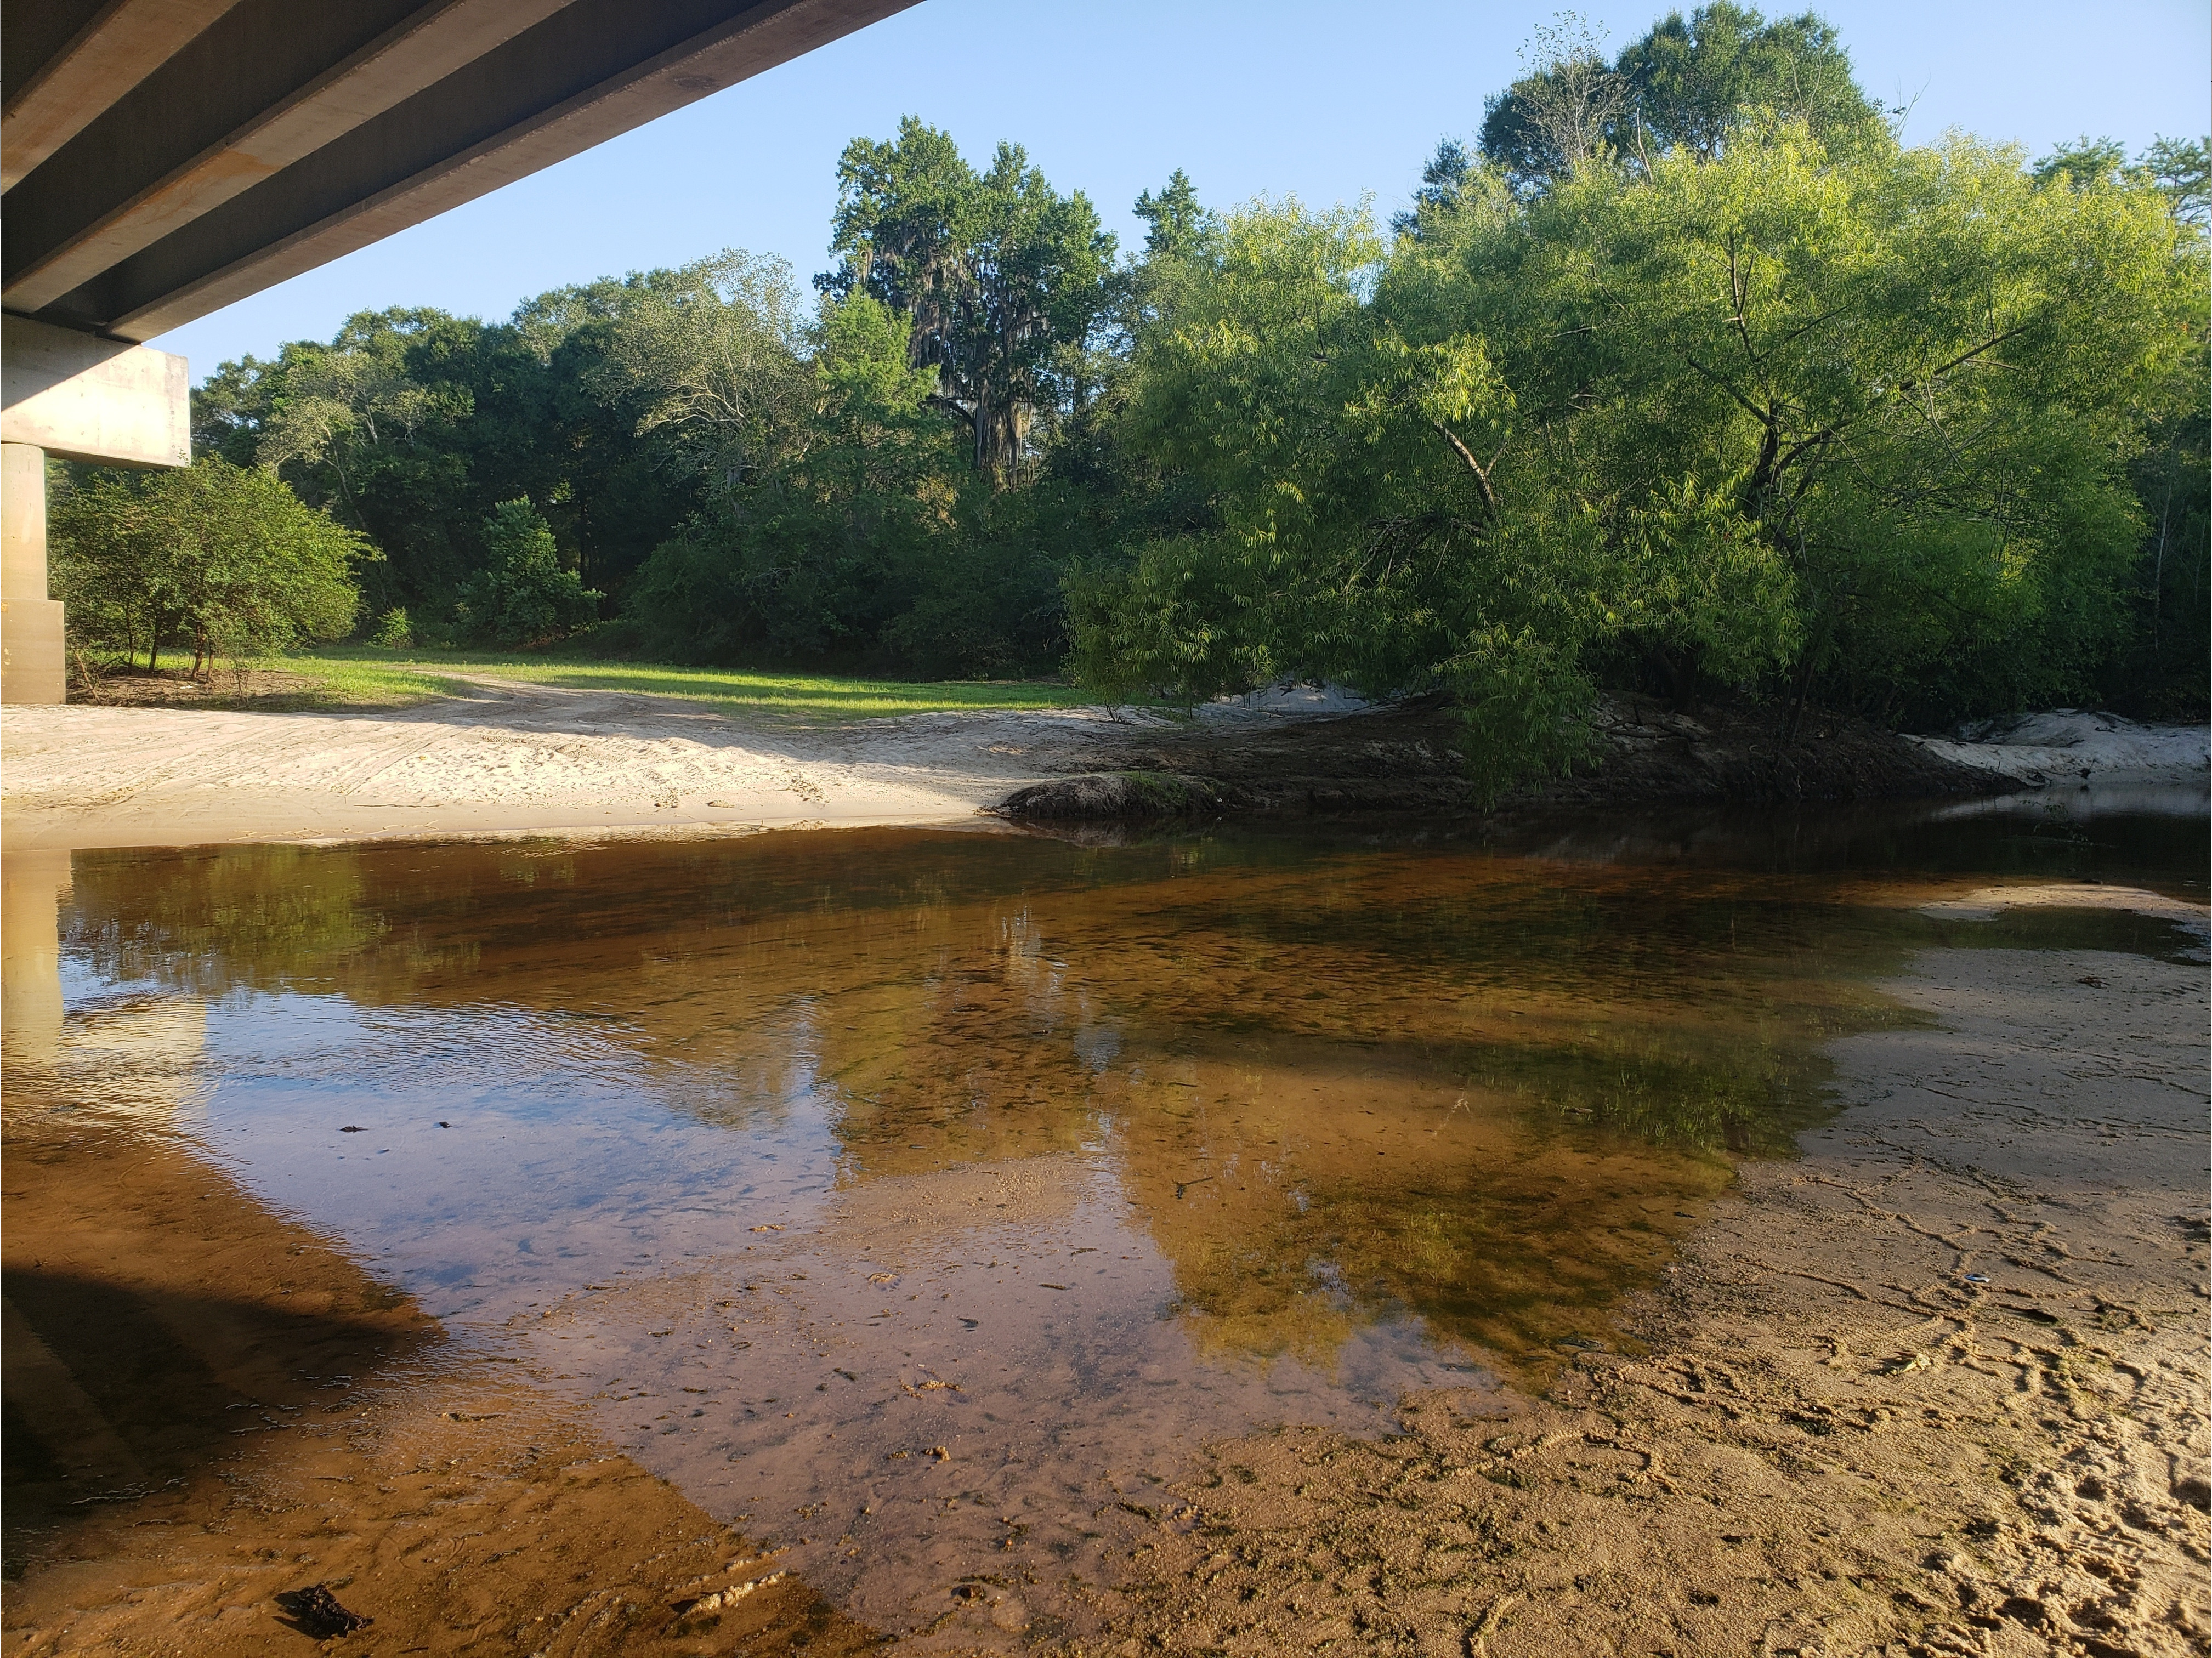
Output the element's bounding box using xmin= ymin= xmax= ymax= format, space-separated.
xmin=1439 ymin=127 xmax=2188 ymax=723
xmin=1476 ymin=4 xmax=1878 ymax=196
xmin=457 ymin=499 xmax=602 ymax=645
xmin=1133 ymin=169 xmax=1216 ymax=262
xmin=2143 ymin=135 xmax=2212 ymax=223
xmin=1391 ymin=139 xmax=1480 ymax=238
xmin=1478 ymin=12 xmax=1629 ymax=197
xmin=1080 ymin=122 xmax=2200 ymax=791
xmin=230 ymin=309 xmax=478 ymax=611
xmin=2035 ymin=133 xmax=2212 ymax=225
xmin=623 ymin=291 xmax=963 ymax=665
xmin=824 ymin=117 xmax=1116 ymax=482
xmin=193 ymin=297 xmax=695 ymax=628
xmin=591 ymin=251 xmax=814 ymax=496
xmin=53 ymin=457 xmax=365 ymax=669
xmin=1613 ymin=3 xmax=1877 ymax=160
xmin=2031 ymin=135 xmax=2131 ymax=191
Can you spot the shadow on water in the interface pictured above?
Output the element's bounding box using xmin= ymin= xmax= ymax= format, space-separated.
xmin=2 ymin=1265 xmax=423 ymax=1535
xmin=13 ymin=790 xmax=2205 ymax=1631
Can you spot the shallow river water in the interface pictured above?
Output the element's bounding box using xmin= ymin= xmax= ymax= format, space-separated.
xmin=7 ymin=790 xmax=2205 ymax=1637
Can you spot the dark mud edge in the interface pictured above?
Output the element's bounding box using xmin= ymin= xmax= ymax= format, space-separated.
xmin=987 ymin=697 xmax=2006 ymax=823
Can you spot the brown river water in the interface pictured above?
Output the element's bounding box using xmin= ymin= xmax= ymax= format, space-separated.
xmin=4 ymin=791 xmax=2204 ymax=1642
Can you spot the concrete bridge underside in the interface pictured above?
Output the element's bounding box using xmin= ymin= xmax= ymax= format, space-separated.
xmin=0 ymin=0 xmax=917 ymax=701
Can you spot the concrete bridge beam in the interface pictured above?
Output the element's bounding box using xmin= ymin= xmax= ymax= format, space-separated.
xmin=3 ymin=0 xmax=920 ymax=343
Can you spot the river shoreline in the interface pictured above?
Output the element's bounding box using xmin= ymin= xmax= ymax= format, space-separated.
xmin=1 ymin=733 xmax=2203 ymax=1654
xmin=5 ymin=883 xmax=2202 ymax=1654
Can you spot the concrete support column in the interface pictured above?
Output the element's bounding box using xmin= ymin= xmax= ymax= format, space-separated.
xmin=1 ymin=441 xmax=65 ymax=704
xmin=1 ymin=848 xmax=71 ymax=1073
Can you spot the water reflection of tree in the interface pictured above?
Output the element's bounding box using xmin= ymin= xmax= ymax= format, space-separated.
xmin=67 ymin=846 xmax=387 ymax=993
xmin=66 ymin=831 xmax=1948 ymax=1377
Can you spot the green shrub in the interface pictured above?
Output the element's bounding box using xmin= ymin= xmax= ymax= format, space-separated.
xmin=457 ymin=499 xmax=600 ymax=645
xmin=52 ymin=457 xmax=365 ymax=671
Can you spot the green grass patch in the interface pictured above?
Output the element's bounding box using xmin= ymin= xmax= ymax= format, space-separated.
xmin=262 ymin=645 xmax=1096 ymax=720
xmin=256 ymin=653 xmax=479 ymax=708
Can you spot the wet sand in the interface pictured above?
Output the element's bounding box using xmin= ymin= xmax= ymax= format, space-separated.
xmin=0 ymin=1106 xmax=878 ymax=1656
xmin=1092 ymin=910 xmax=2211 ymax=1656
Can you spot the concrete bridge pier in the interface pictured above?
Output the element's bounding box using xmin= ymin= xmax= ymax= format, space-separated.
xmin=1 ymin=848 xmax=70 ymax=1073
xmin=0 ymin=314 xmax=191 ymax=703
xmin=1 ymin=441 xmax=64 ymax=704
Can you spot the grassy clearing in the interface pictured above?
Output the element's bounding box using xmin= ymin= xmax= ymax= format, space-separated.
xmin=255 ymin=645 xmax=1096 ymax=719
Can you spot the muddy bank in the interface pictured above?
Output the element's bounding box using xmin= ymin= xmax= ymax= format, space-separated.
xmin=992 ymin=696 xmax=2007 ymax=823
xmin=1084 ymin=893 xmax=2211 ymax=1657
xmin=0 ymin=1103 xmax=877 ymax=1656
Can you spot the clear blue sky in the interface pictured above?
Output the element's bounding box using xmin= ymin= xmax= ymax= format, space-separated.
xmin=150 ymin=0 xmax=2211 ymax=380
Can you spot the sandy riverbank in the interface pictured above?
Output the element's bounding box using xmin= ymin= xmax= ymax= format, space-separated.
xmin=1092 ymin=885 xmax=2211 ymax=1657
xmin=0 ymin=676 xmax=1141 ymax=851
xmin=13 ymin=680 xmax=2198 ymax=850
xmin=1909 ymin=711 xmax=2210 ymax=793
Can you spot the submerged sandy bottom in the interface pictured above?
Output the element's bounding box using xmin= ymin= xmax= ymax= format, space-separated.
xmin=2 ymin=821 xmax=2205 ymax=1654
xmin=1102 ymin=930 xmax=2211 ymax=1656
xmin=0 ymin=1103 xmax=879 ymax=1658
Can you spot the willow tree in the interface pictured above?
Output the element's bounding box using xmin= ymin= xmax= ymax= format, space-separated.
xmin=1075 ymin=126 xmax=2201 ymax=794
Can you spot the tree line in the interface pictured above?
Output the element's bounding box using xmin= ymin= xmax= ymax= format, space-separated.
xmin=56 ymin=2 xmax=2207 ymax=789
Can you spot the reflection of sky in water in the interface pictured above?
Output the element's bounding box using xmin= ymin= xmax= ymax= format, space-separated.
xmin=42 ymin=806 xmax=2207 ymax=1637
xmin=116 ymin=985 xmax=1490 ymax=1632
xmin=193 ymin=996 xmax=833 ymax=1313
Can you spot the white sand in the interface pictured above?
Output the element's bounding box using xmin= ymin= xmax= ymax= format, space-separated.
xmin=1907 ymin=708 xmax=2210 ymax=790
xmin=10 ymin=682 xmax=2201 ymax=852
xmin=0 ymin=677 xmax=1150 ymax=850
xmin=1919 ymin=880 xmax=2212 ymax=948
